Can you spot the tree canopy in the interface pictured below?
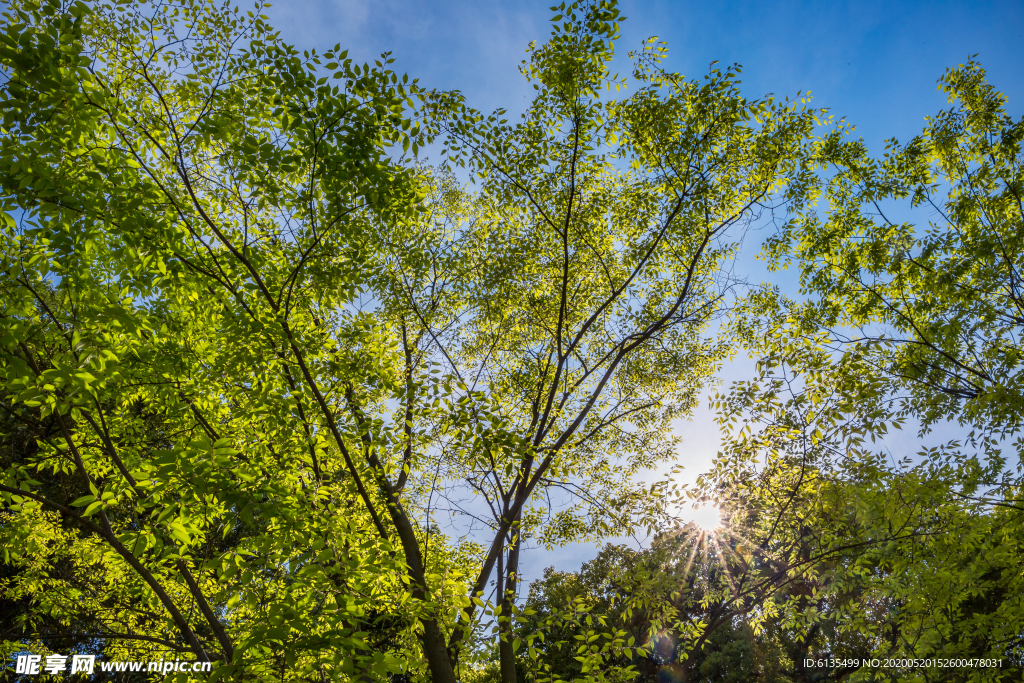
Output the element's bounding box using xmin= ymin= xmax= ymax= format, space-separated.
xmin=1 ymin=0 xmax=1022 ymax=682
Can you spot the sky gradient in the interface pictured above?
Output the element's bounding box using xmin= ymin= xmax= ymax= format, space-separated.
xmin=264 ymin=0 xmax=1024 ymax=148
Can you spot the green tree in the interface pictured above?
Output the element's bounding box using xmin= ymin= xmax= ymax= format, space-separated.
xmin=703 ymin=348 xmax=1024 ymax=681
xmin=518 ymin=347 xmax=1022 ymax=682
xmin=1 ymin=0 xmax=443 ymax=678
xmin=421 ymin=2 xmax=822 ymax=677
xmin=516 ymin=60 xmax=1024 ymax=683
xmin=722 ymin=60 xmax=1024 ymax=679
xmin=759 ymin=58 xmax=1024 ymax=494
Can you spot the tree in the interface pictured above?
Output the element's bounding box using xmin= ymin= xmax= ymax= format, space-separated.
xmin=515 ymin=541 xmax=783 ymax=683
xmin=517 ymin=61 xmax=1024 ymax=683
xmin=0 ymin=0 xmax=825 ymax=680
xmin=419 ymin=2 xmax=821 ymax=678
xmin=758 ymin=58 xmax=1024 ymax=493
xmin=1 ymin=0 xmax=442 ymax=679
xmin=724 ymin=59 xmax=1024 ymax=680
xmin=521 ymin=348 xmax=1024 ymax=682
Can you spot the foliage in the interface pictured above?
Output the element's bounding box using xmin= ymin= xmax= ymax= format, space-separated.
xmin=715 ymin=60 xmax=1024 ymax=681
xmin=522 ymin=349 xmax=1024 ymax=682
xmin=8 ymin=0 xmax=1018 ymax=682
xmin=518 ymin=61 xmax=1024 ymax=683
xmin=0 ymin=0 xmax=450 ymax=679
xmin=758 ymin=57 xmax=1024 ymax=468
xmin=703 ymin=354 xmax=1024 ymax=681
xmin=414 ymin=0 xmax=823 ymax=677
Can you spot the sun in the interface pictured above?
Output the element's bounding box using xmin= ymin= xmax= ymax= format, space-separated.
xmin=689 ymin=504 xmax=721 ymax=532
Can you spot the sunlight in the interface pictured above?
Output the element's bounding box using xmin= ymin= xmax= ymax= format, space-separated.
xmin=689 ymin=504 xmax=721 ymax=532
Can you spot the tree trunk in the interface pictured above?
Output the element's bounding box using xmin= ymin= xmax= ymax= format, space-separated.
xmin=499 ymin=527 xmax=521 ymax=683
xmin=422 ymin=619 xmax=459 ymax=683
xmin=386 ymin=496 xmax=459 ymax=683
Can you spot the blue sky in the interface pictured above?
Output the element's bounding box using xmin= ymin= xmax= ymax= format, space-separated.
xmin=265 ymin=0 xmax=1024 ymax=150
xmin=262 ymin=0 xmax=1024 ymax=581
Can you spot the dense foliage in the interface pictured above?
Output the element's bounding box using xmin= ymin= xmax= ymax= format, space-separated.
xmin=512 ymin=55 xmax=1024 ymax=683
xmin=1 ymin=0 xmax=1021 ymax=682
